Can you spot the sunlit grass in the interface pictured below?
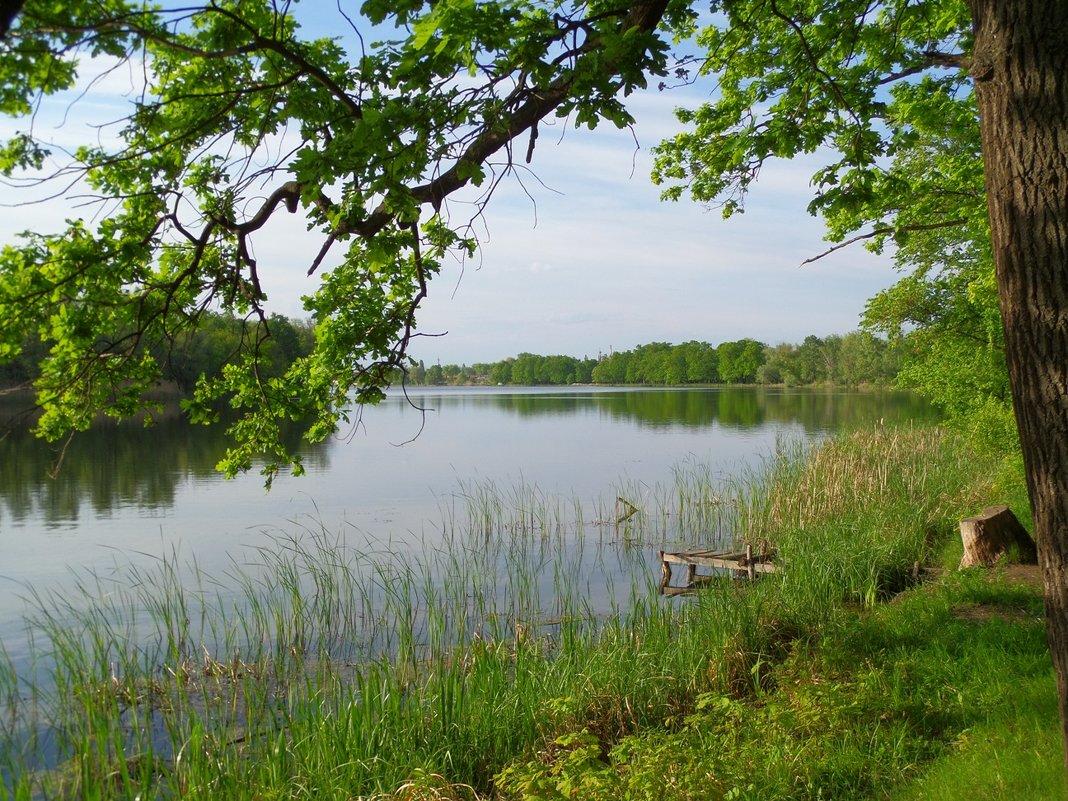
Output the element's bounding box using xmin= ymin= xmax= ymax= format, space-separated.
xmin=496 ymin=570 xmax=1056 ymax=801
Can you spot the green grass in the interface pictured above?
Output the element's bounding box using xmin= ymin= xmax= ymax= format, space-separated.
xmin=890 ymin=687 xmax=1063 ymax=801
xmin=495 ymin=572 xmax=1060 ymax=801
xmin=0 ymin=424 xmax=1059 ymax=800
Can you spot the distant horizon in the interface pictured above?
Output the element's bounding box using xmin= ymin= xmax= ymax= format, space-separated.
xmin=407 ymin=328 xmax=879 ymax=366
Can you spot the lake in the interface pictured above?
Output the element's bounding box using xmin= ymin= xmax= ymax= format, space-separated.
xmin=0 ymin=386 xmax=936 ymax=667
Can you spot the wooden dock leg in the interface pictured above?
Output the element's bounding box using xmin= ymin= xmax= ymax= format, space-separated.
xmin=685 ymin=563 xmax=697 ymax=588
xmin=658 ymin=550 xmax=670 ymax=593
xmin=746 ymin=543 xmax=755 ymax=581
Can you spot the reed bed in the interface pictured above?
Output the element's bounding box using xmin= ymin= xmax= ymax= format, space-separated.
xmin=0 ymin=424 xmax=998 ymax=800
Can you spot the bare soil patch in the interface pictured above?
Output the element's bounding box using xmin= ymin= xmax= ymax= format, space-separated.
xmin=950 ymin=563 xmax=1044 ymax=624
xmin=996 ymin=562 xmax=1044 ymax=590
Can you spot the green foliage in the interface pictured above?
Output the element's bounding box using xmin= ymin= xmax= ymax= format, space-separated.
xmin=853 ymin=83 xmax=1004 ymax=440
xmin=0 ymin=0 xmax=1012 ymax=478
xmin=493 ymin=428 xmax=1045 ymax=801
xmin=653 ymin=1 xmax=974 ymax=220
xmin=2 ymin=311 xmax=314 ymax=393
xmin=715 ymin=339 xmax=766 ymax=384
xmin=0 ymin=0 xmax=1028 ymax=482
xmin=759 ymin=332 xmax=900 ymax=386
xmin=0 ymin=0 xmax=674 ymax=482
xmin=496 ymin=730 xmax=620 ymax=800
xmin=590 ymin=351 xmax=630 ymax=384
xmin=861 ymin=192 xmax=1010 ymax=452
xmin=508 ymin=353 xmax=586 ymax=386
xmin=495 ymin=571 xmax=1056 ymax=801
xmin=649 ymin=0 xmax=1008 ymax=447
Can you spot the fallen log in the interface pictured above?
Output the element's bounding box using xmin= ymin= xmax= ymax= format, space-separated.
xmin=959 ymin=505 xmax=1038 ymax=569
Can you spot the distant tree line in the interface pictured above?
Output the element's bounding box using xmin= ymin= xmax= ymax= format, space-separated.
xmin=404 ymin=332 xmax=900 ymax=388
xmin=0 ymin=312 xmax=315 ymax=391
xmin=2 ymin=324 xmax=898 ymax=393
xmin=406 ymin=353 xmax=600 ymax=387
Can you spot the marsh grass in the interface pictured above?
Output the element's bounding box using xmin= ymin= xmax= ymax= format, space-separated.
xmin=0 ymin=425 xmax=1025 ymax=800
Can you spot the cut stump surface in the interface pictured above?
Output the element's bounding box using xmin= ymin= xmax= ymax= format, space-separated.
xmin=959 ymin=505 xmax=1038 ymax=569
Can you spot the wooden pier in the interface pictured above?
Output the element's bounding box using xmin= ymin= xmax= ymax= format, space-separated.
xmin=658 ymin=544 xmax=778 ymax=596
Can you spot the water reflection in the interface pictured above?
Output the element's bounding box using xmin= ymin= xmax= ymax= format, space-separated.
xmin=421 ymin=386 xmax=937 ymax=432
xmin=0 ymin=395 xmax=327 ymax=527
xmin=0 ymin=388 xmax=935 ymax=528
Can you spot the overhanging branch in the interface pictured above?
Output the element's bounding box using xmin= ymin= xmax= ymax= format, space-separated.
xmin=801 ymin=218 xmax=967 ymax=265
xmin=880 ymin=51 xmax=971 ymax=85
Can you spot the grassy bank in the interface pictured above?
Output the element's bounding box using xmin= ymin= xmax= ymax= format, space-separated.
xmin=0 ymin=425 xmax=1058 ymax=800
xmin=495 ymin=565 xmax=1059 ymax=801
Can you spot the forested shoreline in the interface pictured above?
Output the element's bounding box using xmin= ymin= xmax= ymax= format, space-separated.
xmin=2 ymin=314 xmax=1006 ymax=457
xmin=403 ymin=331 xmax=900 ymax=388
xmin=1 ymin=324 xmax=900 ymax=392
xmin=0 ymin=312 xmax=316 ymax=390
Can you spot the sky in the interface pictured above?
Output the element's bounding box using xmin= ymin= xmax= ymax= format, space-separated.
xmin=399 ymin=97 xmax=899 ymax=365
xmin=0 ymin=7 xmax=902 ymax=367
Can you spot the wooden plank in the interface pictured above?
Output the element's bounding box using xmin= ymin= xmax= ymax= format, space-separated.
xmin=658 ymin=543 xmax=780 ymax=598
xmin=659 ymin=585 xmax=697 ymax=597
xmin=660 ymin=551 xmax=779 ymax=574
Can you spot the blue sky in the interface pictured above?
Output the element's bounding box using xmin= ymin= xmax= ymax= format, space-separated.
xmin=244 ymin=82 xmax=899 ymax=364
xmin=0 ymin=9 xmax=901 ymax=367
xmin=389 ymin=87 xmax=899 ymax=364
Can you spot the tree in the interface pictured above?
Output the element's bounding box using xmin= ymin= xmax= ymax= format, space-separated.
xmin=677 ymin=340 xmax=717 ymax=383
xmin=3 ymin=0 xmax=1068 ymax=768
xmin=542 ymin=354 xmax=579 ymax=385
xmin=424 ymin=364 xmax=445 ymax=386
xmin=650 ymin=0 xmax=1068 ymax=767
xmin=0 ymin=0 xmax=675 ymax=480
xmin=626 ymin=341 xmax=673 ymax=384
xmin=409 ymin=360 xmax=427 ymax=385
xmin=591 ymin=351 xmax=630 ymax=384
xmin=795 ymin=335 xmax=825 ymax=384
xmin=864 ymin=253 xmax=1013 ymax=444
xmin=490 ymin=358 xmax=513 ymax=385
xmin=759 ymin=342 xmax=798 ymax=385
xmin=573 ymin=356 xmax=596 ymax=384
xmin=509 ymin=353 xmax=540 ymax=386
xmin=851 ymin=69 xmax=1010 ymax=440
xmin=661 ymin=347 xmax=688 ymax=385
xmin=836 ymin=331 xmax=898 ymax=386
xmin=0 ymin=328 xmax=43 ymax=386
xmin=716 ymin=338 xmax=766 ymax=384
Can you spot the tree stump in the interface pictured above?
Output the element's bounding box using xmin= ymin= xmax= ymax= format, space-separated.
xmin=959 ymin=505 xmax=1038 ymax=568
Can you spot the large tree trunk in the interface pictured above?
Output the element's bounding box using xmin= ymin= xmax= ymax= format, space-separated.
xmin=968 ymin=0 xmax=1068 ymax=773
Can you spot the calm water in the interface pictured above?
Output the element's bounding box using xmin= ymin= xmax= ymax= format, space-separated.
xmin=0 ymin=386 xmax=935 ymax=662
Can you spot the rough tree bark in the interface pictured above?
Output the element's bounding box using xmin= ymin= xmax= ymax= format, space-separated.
xmin=968 ymin=0 xmax=1068 ymax=772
